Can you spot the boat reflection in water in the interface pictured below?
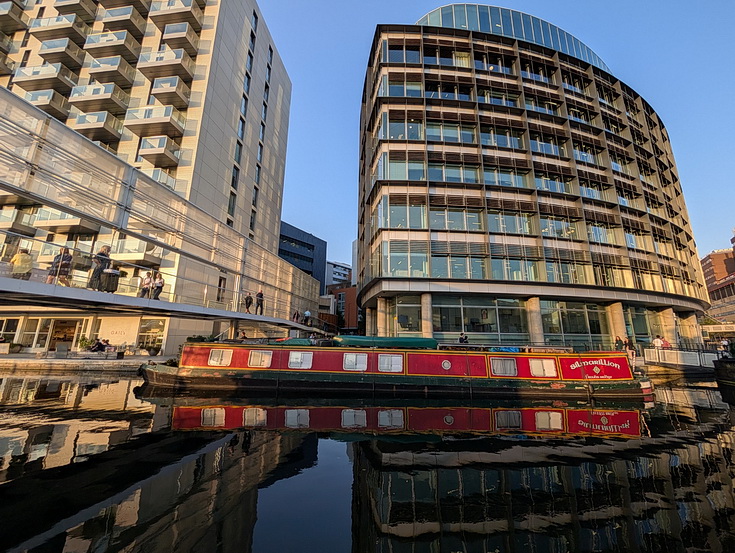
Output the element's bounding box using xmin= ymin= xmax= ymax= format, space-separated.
xmin=1 ymin=372 xmax=735 ymax=552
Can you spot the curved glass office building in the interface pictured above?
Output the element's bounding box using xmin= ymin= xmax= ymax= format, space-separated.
xmin=357 ymin=4 xmax=708 ymax=347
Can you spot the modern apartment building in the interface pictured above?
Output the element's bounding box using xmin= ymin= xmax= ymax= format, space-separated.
xmin=0 ymin=0 xmax=319 ymax=353
xmin=278 ymin=221 xmax=327 ymax=294
xmin=326 ymin=260 xmax=351 ymax=286
xmin=357 ymin=4 xmax=708 ymax=347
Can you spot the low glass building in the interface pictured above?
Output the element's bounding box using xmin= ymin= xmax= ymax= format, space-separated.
xmin=357 ymin=4 xmax=708 ymax=348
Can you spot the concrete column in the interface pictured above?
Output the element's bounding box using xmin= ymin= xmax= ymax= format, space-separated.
xmin=606 ymin=302 xmax=627 ymax=341
xmin=376 ymin=297 xmax=388 ymax=337
xmin=677 ymin=311 xmax=702 ymax=347
xmin=526 ymin=297 xmax=544 ymax=346
xmin=228 ymin=319 xmax=238 ymax=339
xmin=659 ymin=308 xmax=677 ymax=345
xmin=420 ymin=293 xmax=433 ymax=338
xmin=365 ymin=308 xmax=374 ymax=336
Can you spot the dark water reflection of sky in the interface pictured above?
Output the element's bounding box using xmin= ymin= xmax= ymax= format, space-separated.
xmin=0 ymin=371 xmax=734 ymax=553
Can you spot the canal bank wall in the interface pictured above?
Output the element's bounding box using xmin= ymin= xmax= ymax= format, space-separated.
xmin=0 ymin=355 xmax=175 ymax=373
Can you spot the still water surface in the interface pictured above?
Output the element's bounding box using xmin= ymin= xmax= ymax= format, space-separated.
xmin=0 ymin=370 xmax=734 ymax=552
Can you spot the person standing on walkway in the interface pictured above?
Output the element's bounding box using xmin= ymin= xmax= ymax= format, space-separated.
xmin=151 ymin=272 xmax=165 ymax=300
xmin=255 ymin=290 xmax=264 ymax=315
xmin=138 ymin=271 xmax=153 ymax=298
xmin=624 ymin=337 xmax=637 ymax=367
xmin=10 ymin=248 xmax=33 ymax=280
xmin=244 ymin=292 xmax=253 ymax=313
xmin=614 ymin=335 xmax=625 ymax=351
xmin=47 ymin=247 xmax=73 ymax=286
xmin=88 ymin=245 xmax=111 ymax=291
xmin=652 ymin=335 xmax=663 ymax=348
xmin=303 ymin=310 xmax=311 ymax=326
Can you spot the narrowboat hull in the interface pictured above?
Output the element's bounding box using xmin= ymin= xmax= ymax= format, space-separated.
xmin=141 ymin=343 xmax=653 ymax=400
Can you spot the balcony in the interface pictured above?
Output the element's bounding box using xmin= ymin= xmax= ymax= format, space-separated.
xmin=69 ymin=83 xmax=130 ymax=114
xmin=138 ymin=135 xmax=180 ymax=167
xmin=141 ymin=167 xmax=176 ymax=189
xmin=34 ymin=207 xmax=100 ymax=233
xmin=69 ymin=111 xmax=123 ymax=141
xmin=150 ymin=75 xmax=189 ymax=108
xmin=98 ymin=0 xmax=150 ymax=16
xmin=29 ymin=15 xmax=90 ymax=46
xmin=88 ymin=55 xmax=136 ymax=86
xmin=38 ymin=38 xmax=86 ymax=68
xmin=124 ymin=105 xmax=185 ymax=136
xmin=137 ymin=48 xmax=194 ymax=81
xmin=161 ymin=22 xmax=198 ymax=57
xmin=54 ymin=0 xmax=97 ymax=24
xmin=25 ymin=89 xmax=71 ymax=120
xmin=84 ymin=31 xmax=141 ymax=63
xmin=101 ymin=6 xmax=147 ymax=41
xmin=0 ymin=52 xmax=12 ymax=75
xmin=0 ymin=208 xmax=37 ymax=236
xmin=14 ymin=63 xmax=78 ymax=93
xmin=112 ymin=238 xmax=163 ymax=267
xmin=0 ymin=31 xmax=12 ymax=54
xmin=0 ymin=2 xmax=29 ymax=34
xmin=149 ymin=0 xmax=202 ymax=32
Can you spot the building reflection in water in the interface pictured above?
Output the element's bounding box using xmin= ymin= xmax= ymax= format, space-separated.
xmin=1 ymin=374 xmax=735 ymax=552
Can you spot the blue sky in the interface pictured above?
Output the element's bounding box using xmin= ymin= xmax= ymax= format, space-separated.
xmin=260 ymin=1 xmax=734 ymax=264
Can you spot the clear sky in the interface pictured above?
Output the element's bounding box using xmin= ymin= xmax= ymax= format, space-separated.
xmin=260 ymin=0 xmax=734 ymax=264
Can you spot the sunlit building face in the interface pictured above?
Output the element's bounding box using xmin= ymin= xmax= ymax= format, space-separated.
xmin=357 ymin=4 xmax=707 ymax=347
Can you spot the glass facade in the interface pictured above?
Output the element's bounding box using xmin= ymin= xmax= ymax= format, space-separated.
xmin=358 ymin=8 xmax=708 ymax=346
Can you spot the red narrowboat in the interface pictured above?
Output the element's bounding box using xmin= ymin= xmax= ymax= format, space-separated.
xmin=141 ymin=337 xmax=653 ymax=400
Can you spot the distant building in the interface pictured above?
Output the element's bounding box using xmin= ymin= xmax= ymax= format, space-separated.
xmin=279 ymin=222 xmax=327 ymax=294
xmin=327 ymin=283 xmax=359 ymax=333
xmin=701 ymin=249 xmax=735 ymax=289
xmin=326 ymin=261 xmax=351 ymax=286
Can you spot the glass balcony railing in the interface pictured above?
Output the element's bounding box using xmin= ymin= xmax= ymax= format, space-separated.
xmin=39 ymin=37 xmax=77 ymax=52
xmin=163 ymin=21 xmax=188 ymax=34
xmin=102 ymin=6 xmax=140 ymax=19
xmin=70 ymin=82 xmax=130 ymax=103
xmin=89 ymin=55 xmax=136 ymax=79
xmin=15 ymin=63 xmax=76 ymax=80
xmin=562 ymin=82 xmax=584 ymax=94
xmin=151 ymin=75 xmax=186 ymax=92
xmin=74 ymin=111 xmax=124 ymax=131
xmin=521 ymin=70 xmax=550 ymax=84
xmin=140 ymin=136 xmax=180 ymax=156
xmin=30 ymin=14 xmax=88 ymax=32
xmin=85 ymin=30 xmax=128 ymax=45
xmin=125 ymin=105 xmax=185 ymax=126
xmin=0 ymin=31 xmax=12 ymax=52
xmin=36 ymin=207 xmax=76 ymax=222
xmin=112 ymin=238 xmax=163 ymax=256
xmin=150 ymin=0 xmax=195 ymax=12
xmin=139 ymin=48 xmax=192 ymax=68
xmin=0 ymin=209 xmax=35 ymax=225
xmin=141 ymin=167 xmax=176 ymax=189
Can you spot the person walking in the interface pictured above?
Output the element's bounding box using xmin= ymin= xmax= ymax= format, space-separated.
xmin=255 ymin=290 xmax=264 ymax=315
xmin=47 ymin=247 xmax=73 ymax=286
xmin=151 ymin=272 xmax=165 ymax=300
xmin=88 ymin=245 xmax=111 ymax=291
xmin=138 ymin=271 xmax=153 ymax=298
xmin=244 ymin=292 xmax=253 ymax=313
xmin=10 ymin=248 xmax=33 ymax=280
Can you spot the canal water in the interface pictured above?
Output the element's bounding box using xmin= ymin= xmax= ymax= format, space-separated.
xmin=1 ymin=370 xmax=734 ymax=552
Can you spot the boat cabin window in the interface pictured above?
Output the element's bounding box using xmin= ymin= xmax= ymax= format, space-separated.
xmin=378 ymin=354 xmax=403 ymax=372
xmin=248 ymin=350 xmax=273 ymax=368
xmin=288 ymin=351 xmax=313 ymax=369
xmin=490 ymin=357 xmax=518 ymax=376
xmin=529 ymin=358 xmax=558 ymax=377
xmin=201 ymin=408 xmax=226 ymax=427
xmin=495 ymin=410 xmax=521 ymax=429
xmin=343 ymin=353 xmax=368 ymax=371
xmin=285 ymin=409 xmax=309 ymax=428
xmin=378 ymin=409 xmax=404 ymax=429
xmin=243 ymin=408 xmax=267 ymax=426
xmin=341 ymin=409 xmax=367 ymax=428
xmin=208 ymin=349 xmax=233 ymax=367
xmin=536 ymin=411 xmax=563 ymax=430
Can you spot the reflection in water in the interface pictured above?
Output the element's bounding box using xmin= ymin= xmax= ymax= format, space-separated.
xmin=0 ymin=373 xmax=734 ymax=552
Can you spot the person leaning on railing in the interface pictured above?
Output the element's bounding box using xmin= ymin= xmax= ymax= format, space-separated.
xmin=46 ymin=247 xmax=72 ymax=286
xmin=10 ymin=248 xmax=33 ymax=280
